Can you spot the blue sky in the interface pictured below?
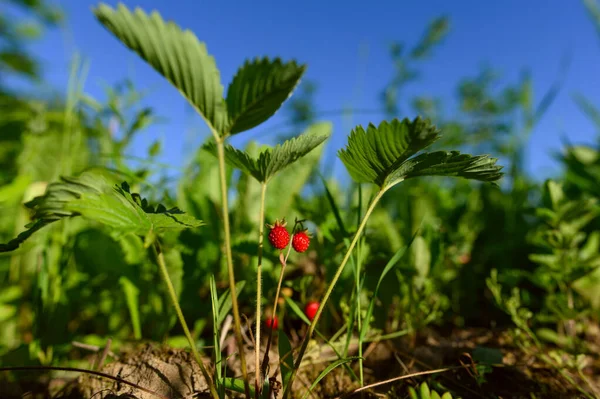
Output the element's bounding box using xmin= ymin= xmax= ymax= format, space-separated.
xmin=10 ymin=0 xmax=600 ymax=180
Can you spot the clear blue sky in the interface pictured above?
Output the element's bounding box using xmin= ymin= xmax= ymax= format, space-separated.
xmin=10 ymin=0 xmax=600 ymax=180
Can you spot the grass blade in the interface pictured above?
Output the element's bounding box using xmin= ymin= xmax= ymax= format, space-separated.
xmin=300 ymin=357 xmax=361 ymax=399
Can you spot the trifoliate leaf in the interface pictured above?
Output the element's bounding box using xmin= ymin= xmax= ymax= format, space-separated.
xmin=338 ymin=118 xmax=440 ymax=186
xmin=204 ymin=122 xmax=331 ymax=183
xmin=226 ymin=57 xmax=306 ymax=134
xmin=0 ymin=169 xmax=203 ymax=252
xmin=338 ymin=117 xmax=503 ymax=189
xmin=94 ymin=4 xmax=227 ymax=133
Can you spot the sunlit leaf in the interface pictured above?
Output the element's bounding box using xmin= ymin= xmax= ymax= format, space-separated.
xmin=204 ymin=122 xmax=331 ymax=182
xmin=0 ymin=168 xmax=204 ymax=252
xmin=94 ymin=4 xmax=227 ymax=133
xmin=227 ymin=57 xmax=306 ymax=134
xmin=339 ymin=118 xmax=440 ymax=186
xmin=339 ymin=117 xmax=503 ymax=189
xmin=392 ymin=150 xmax=503 ymax=183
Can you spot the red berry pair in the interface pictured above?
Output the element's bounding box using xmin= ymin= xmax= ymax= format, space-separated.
xmin=265 ymin=316 xmax=278 ymax=330
xmin=267 ymin=219 xmax=310 ymax=253
xmin=265 ymin=301 xmax=319 ymax=329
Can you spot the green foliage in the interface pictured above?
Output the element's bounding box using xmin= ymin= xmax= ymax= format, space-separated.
xmin=205 ymin=122 xmax=331 ymax=183
xmin=1 ymin=4 xmax=599 ymax=398
xmin=338 ymin=117 xmax=502 ymax=189
xmin=408 ymin=382 xmax=453 ymax=399
xmin=0 ymin=168 xmax=204 ymax=252
xmin=94 ymin=4 xmax=304 ymax=138
xmin=300 ymin=357 xmax=360 ymax=399
xmin=278 ymin=330 xmax=294 ymax=389
xmin=94 ymin=4 xmax=228 ymax=133
xmin=226 ymin=58 xmax=306 ymax=134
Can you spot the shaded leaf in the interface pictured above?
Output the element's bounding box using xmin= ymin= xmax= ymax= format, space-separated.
xmin=300 ymin=357 xmax=361 ymax=399
xmin=359 ymin=231 xmax=417 ymax=343
xmin=227 ymin=57 xmax=306 ymax=134
xmin=94 ymin=4 xmax=227 ymax=133
xmin=119 ymin=276 xmax=142 ymax=339
xmin=278 ymin=330 xmax=294 ymax=390
xmin=217 ymin=280 xmax=246 ymax=325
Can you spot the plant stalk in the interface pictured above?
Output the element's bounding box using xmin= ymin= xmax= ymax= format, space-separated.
xmin=254 ymin=182 xmax=267 ymax=397
xmin=216 ymin=139 xmax=251 ymax=399
xmin=282 ymin=189 xmax=386 ymax=399
xmin=153 ymin=242 xmax=219 ymax=399
xmin=261 ymin=236 xmax=294 ymax=379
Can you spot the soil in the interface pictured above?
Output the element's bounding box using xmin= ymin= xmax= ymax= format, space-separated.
xmin=1 ymin=327 xmax=598 ymax=399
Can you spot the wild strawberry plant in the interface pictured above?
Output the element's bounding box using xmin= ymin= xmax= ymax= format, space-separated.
xmin=0 ymin=3 xmax=504 ymax=399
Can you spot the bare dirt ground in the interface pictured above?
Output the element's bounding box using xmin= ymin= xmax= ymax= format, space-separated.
xmin=1 ymin=327 xmax=598 ymax=399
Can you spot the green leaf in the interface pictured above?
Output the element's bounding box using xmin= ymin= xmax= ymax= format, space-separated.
xmin=318 ymin=172 xmax=348 ymax=237
xmin=339 ymin=118 xmax=440 ymax=186
xmin=217 ymin=280 xmax=246 ymax=325
xmin=278 ymin=330 xmax=294 ymax=390
xmin=94 ymin=4 xmax=227 ymax=133
xmin=338 ymin=117 xmax=503 ymax=189
xmin=420 ymin=383 xmax=431 ymax=399
xmin=300 ymin=357 xmax=361 ymax=399
xmin=359 ymin=231 xmax=417 ymax=343
xmin=220 ymin=377 xmax=255 ymax=396
xmin=284 ymin=296 xmax=312 ymax=325
xmin=472 ymin=346 xmax=503 ymax=365
xmin=226 ymin=57 xmax=306 ymax=134
xmin=204 ymin=122 xmax=331 ymax=182
xmin=209 ymin=275 xmax=223 ymax=385
xmin=390 ymin=150 xmax=503 ymax=184
xmin=0 ymin=169 xmax=204 ymax=252
xmin=119 ymin=276 xmax=142 ymax=339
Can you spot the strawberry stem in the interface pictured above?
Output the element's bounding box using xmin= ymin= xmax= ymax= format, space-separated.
xmin=254 ymin=181 xmax=267 ymax=398
xmin=216 ymin=138 xmax=250 ymax=399
xmin=282 ymin=188 xmax=386 ymax=398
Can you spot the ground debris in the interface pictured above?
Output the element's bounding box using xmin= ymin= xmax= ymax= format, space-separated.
xmin=62 ymin=343 xmax=212 ymax=399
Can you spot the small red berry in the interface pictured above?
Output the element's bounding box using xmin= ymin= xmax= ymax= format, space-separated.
xmin=304 ymin=301 xmax=319 ymax=321
xmin=267 ymin=219 xmax=290 ymax=250
xmin=292 ymin=230 xmax=311 ymax=253
xmin=265 ymin=316 xmax=279 ymax=330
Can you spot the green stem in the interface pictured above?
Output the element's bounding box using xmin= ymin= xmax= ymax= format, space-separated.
xmin=282 ymin=188 xmax=386 ymax=398
xmin=216 ymin=139 xmax=251 ymax=399
xmin=261 ymin=236 xmax=294 ymax=379
xmin=254 ymin=182 xmax=267 ymax=397
xmin=153 ymin=242 xmax=219 ymax=399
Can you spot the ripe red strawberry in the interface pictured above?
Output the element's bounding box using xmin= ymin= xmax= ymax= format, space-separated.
xmin=265 ymin=316 xmax=279 ymax=330
xmin=292 ymin=230 xmax=310 ymax=253
xmin=304 ymin=301 xmax=319 ymax=321
xmin=267 ymin=219 xmax=290 ymax=250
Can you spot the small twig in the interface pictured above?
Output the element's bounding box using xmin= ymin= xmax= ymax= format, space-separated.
xmin=94 ymin=338 xmax=112 ymax=371
xmin=393 ymin=352 xmax=413 ymax=378
xmin=0 ymin=366 xmax=170 ymax=399
xmin=71 ymin=341 xmax=117 ymax=359
xmin=243 ymin=314 xmax=256 ymax=347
